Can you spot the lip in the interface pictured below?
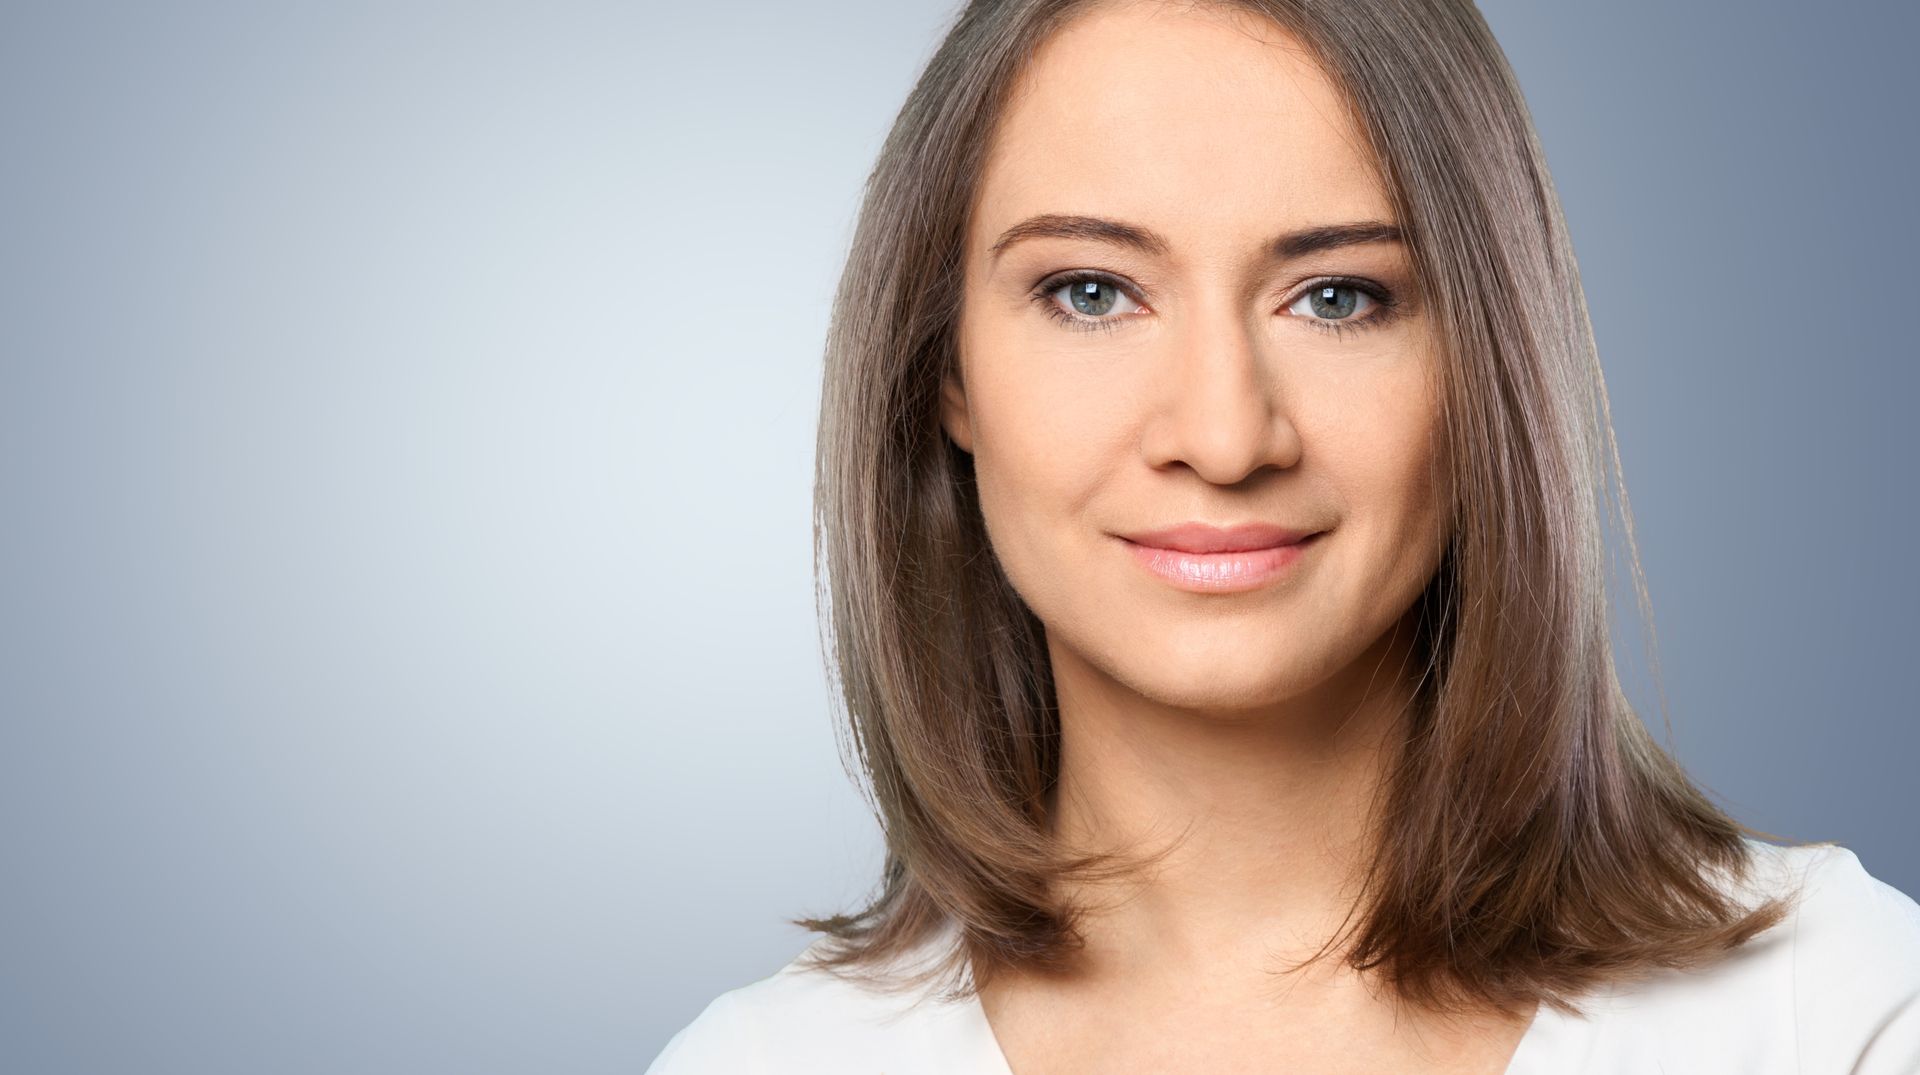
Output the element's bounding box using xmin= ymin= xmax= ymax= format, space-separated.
xmin=1121 ymin=522 xmax=1319 ymax=554
xmin=1117 ymin=524 xmax=1325 ymax=594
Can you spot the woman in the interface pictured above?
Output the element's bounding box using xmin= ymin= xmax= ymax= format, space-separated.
xmin=651 ymin=0 xmax=1920 ymax=1071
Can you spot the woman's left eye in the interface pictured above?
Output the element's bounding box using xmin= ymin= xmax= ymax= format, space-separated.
xmin=1283 ymin=278 xmax=1401 ymax=336
xmin=1289 ymin=283 xmax=1377 ymax=323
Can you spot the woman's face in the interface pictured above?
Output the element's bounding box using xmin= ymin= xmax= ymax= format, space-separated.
xmin=945 ymin=2 xmax=1449 ymax=713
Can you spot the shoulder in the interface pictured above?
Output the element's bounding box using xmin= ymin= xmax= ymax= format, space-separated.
xmin=644 ymin=988 xmax=753 ymax=1075
xmin=1533 ymin=839 xmax=1920 ymax=1073
xmin=646 ymin=930 xmax=978 ymax=1075
xmin=1787 ymin=842 xmax=1920 ymax=1073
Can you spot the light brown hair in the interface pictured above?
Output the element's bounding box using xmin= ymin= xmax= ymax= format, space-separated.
xmin=794 ymin=0 xmax=1818 ymax=1019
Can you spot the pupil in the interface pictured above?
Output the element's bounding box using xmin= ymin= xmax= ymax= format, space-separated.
xmin=1310 ymin=286 xmax=1357 ymax=319
xmin=1070 ymin=280 xmax=1115 ymax=317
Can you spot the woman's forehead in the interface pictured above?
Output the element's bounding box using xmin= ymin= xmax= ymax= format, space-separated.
xmin=973 ymin=4 xmax=1391 ymax=262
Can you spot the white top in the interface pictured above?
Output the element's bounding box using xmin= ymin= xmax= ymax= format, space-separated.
xmin=648 ymin=839 xmax=1920 ymax=1073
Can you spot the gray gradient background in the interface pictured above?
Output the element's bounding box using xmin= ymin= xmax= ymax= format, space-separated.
xmin=0 ymin=2 xmax=1913 ymax=1072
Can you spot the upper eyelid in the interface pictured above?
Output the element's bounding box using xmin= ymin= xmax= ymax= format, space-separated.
xmin=1032 ymin=269 xmax=1134 ymax=298
xmin=1036 ymin=271 xmax=1145 ymax=312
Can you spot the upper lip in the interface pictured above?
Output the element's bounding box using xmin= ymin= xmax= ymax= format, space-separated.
xmin=1120 ymin=522 xmax=1320 ymax=554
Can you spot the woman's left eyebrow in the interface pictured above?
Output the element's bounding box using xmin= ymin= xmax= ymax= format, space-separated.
xmin=987 ymin=213 xmax=1403 ymax=266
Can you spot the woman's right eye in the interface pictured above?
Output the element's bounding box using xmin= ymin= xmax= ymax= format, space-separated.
xmin=1031 ymin=272 xmax=1145 ymax=333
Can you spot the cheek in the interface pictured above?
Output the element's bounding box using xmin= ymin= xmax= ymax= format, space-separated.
xmin=1311 ymin=341 xmax=1441 ymax=498
xmin=961 ymin=330 xmax=1131 ymax=612
xmin=962 ymin=315 xmax=1128 ymax=502
xmin=1341 ymin=422 xmax=1441 ymax=520
xmin=1310 ymin=378 xmax=1448 ymax=595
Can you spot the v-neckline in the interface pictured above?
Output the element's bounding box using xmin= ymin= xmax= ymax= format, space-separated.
xmin=950 ymin=965 xmax=1584 ymax=1075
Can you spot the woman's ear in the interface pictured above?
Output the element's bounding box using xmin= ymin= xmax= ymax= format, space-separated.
xmin=939 ymin=363 xmax=974 ymax=454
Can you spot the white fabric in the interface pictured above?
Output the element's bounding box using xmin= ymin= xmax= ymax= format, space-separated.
xmin=648 ymin=839 xmax=1920 ymax=1073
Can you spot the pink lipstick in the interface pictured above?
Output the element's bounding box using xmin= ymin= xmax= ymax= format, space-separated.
xmin=1117 ymin=522 xmax=1323 ymax=594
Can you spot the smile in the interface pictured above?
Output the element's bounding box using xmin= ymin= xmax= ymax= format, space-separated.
xmin=1118 ymin=532 xmax=1323 ymax=594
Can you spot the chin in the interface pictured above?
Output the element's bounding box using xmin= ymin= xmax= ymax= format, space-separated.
xmin=1107 ymin=639 xmax=1334 ymax=716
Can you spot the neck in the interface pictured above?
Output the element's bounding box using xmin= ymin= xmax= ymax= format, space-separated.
xmin=1040 ymin=617 xmax=1425 ymax=988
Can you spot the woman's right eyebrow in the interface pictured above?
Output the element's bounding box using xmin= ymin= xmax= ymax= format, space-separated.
xmin=987 ymin=213 xmax=1403 ymax=266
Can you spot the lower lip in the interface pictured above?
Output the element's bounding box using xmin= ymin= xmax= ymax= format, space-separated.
xmin=1120 ymin=533 xmax=1322 ymax=594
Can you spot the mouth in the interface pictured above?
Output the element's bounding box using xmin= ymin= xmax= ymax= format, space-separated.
xmin=1118 ymin=521 xmax=1319 ymax=554
xmin=1117 ymin=531 xmax=1324 ymax=594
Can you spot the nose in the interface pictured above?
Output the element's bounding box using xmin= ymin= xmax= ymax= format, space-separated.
xmin=1141 ymin=298 xmax=1303 ymax=484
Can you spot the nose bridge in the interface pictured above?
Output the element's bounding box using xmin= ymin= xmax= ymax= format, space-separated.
xmin=1151 ymin=287 xmax=1291 ymax=482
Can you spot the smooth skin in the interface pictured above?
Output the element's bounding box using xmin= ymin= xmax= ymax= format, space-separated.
xmin=939 ymin=2 xmax=1535 ymax=1072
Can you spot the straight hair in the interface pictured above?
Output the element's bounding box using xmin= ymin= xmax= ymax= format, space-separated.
xmin=795 ymin=0 xmax=1818 ymax=1019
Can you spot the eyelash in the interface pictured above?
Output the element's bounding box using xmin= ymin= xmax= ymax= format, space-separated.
xmin=1027 ymin=270 xmax=1402 ymax=340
